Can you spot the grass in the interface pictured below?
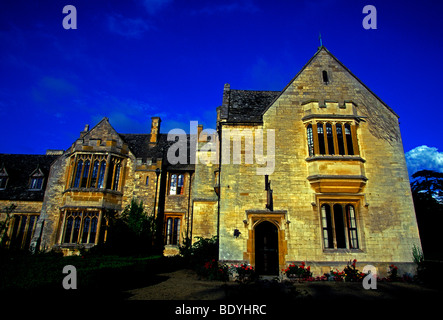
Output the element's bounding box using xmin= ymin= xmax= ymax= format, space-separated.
xmin=0 ymin=250 xmax=180 ymax=297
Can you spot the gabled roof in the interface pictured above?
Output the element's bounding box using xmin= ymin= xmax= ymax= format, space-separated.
xmin=261 ymin=46 xmax=398 ymax=118
xmin=221 ymin=46 xmax=398 ymax=123
xmin=0 ymin=154 xmax=59 ymax=201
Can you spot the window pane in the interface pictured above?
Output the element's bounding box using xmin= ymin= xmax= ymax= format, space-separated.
xmin=106 ymin=162 xmax=115 ymax=189
xmin=10 ymin=216 xmax=22 ymax=249
xmin=97 ymin=161 xmax=106 ymax=188
xmin=333 ymin=204 xmax=346 ymax=248
xmin=307 ymin=125 xmax=314 ymax=156
xmin=73 ymin=160 xmax=83 ymax=187
xmin=16 ymin=216 xmax=27 ymax=248
xmin=321 ymin=204 xmax=333 ymax=249
xmin=81 ymin=160 xmax=90 ymax=188
xmin=63 ymin=217 xmax=73 ymax=243
xmin=72 ymin=216 xmax=81 ymax=243
xmin=177 ymin=175 xmax=184 ymax=194
xmin=173 ymin=218 xmax=180 ymax=245
xmin=23 ymin=216 xmax=36 ymax=249
xmin=113 ymin=164 xmax=121 ymax=191
xmin=326 ymin=123 xmax=335 ymax=155
xmin=169 ymin=174 xmax=177 ymax=195
xmin=166 ymin=218 xmax=172 ymax=244
xmin=347 ymin=205 xmax=359 ymax=249
xmin=89 ymin=217 xmax=98 ymax=244
xmin=336 ymin=124 xmax=345 ymax=155
xmin=317 ymin=124 xmax=326 ymax=155
xmin=90 ymin=160 xmax=99 ymax=188
xmin=0 ymin=177 xmax=7 ymax=189
xmin=345 ymin=124 xmax=354 ymax=155
xmin=82 ymin=217 xmax=90 ymax=243
xmin=177 ymin=175 xmax=184 ymax=187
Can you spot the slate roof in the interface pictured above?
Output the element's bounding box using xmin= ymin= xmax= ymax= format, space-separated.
xmin=224 ymin=89 xmax=280 ymax=123
xmin=0 ymin=154 xmax=59 ymax=201
xmin=119 ymin=133 xmax=194 ymax=171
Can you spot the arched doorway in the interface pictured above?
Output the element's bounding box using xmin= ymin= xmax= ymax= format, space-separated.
xmin=255 ymin=221 xmax=279 ymax=275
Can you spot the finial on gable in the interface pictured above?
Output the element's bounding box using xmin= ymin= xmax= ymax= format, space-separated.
xmin=318 ymin=32 xmax=323 ymax=49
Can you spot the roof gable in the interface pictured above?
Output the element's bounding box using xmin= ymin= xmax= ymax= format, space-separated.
xmin=261 ymin=46 xmax=398 ymax=118
xmin=82 ymin=117 xmax=123 ymax=143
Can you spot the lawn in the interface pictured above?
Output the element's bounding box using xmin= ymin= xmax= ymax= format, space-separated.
xmin=0 ymin=250 xmax=181 ymax=298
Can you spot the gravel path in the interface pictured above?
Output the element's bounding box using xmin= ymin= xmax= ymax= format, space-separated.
xmin=125 ymin=269 xmax=227 ymax=300
xmin=124 ymin=268 xmax=442 ymax=303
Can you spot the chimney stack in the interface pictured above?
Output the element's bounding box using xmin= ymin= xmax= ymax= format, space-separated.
xmin=80 ymin=124 xmax=89 ymax=138
xmin=150 ymin=117 xmax=161 ymax=144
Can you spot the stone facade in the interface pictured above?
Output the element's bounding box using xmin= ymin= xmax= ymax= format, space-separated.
xmin=0 ymin=47 xmax=421 ymax=276
xmin=215 ymin=47 xmax=421 ymax=277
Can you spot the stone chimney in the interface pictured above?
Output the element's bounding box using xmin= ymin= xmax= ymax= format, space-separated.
xmin=197 ymin=124 xmax=204 ymax=142
xmin=80 ymin=124 xmax=89 ymax=138
xmin=150 ymin=117 xmax=161 ymax=144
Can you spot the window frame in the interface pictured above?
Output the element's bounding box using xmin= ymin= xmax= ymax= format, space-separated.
xmin=0 ymin=168 xmax=9 ymax=189
xmin=305 ymin=121 xmax=359 ymax=157
xmin=69 ymin=154 xmax=123 ymax=191
xmin=169 ymin=173 xmax=185 ymax=195
xmin=61 ymin=210 xmax=102 ymax=245
xmin=8 ymin=214 xmax=38 ymax=250
xmin=319 ymin=201 xmax=361 ymax=251
xmin=164 ymin=214 xmax=182 ymax=246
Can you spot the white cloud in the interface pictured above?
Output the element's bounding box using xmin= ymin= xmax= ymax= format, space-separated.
xmin=405 ymin=145 xmax=443 ymax=176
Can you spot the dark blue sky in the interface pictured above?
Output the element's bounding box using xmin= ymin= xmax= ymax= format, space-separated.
xmin=1 ymin=0 xmax=442 ymax=173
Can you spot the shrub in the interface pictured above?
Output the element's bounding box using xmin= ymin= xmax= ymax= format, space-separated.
xmin=197 ymin=259 xmax=229 ymax=281
xmin=230 ymin=264 xmax=257 ymax=283
xmin=283 ymin=261 xmax=312 ymax=279
xmin=180 ymin=236 xmax=218 ymax=267
xmin=343 ymin=259 xmax=365 ymax=282
xmin=388 ymin=264 xmax=399 ymax=281
xmin=94 ymin=199 xmax=156 ymax=255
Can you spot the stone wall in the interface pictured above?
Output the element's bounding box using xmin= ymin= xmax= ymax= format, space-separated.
xmin=217 ymin=48 xmax=421 ymax=275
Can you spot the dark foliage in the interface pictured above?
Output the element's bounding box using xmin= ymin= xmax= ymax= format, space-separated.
xmin=410 ymin=170 xmax=443 ymax=261
xmin=92 ymin=199 xmax=156 ymax=256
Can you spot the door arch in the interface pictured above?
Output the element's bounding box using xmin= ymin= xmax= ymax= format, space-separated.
xmin=254 ymin=220 xmax=279 ymax=275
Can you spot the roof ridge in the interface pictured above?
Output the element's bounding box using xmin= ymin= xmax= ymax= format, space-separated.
xmin=260 ymin=46 xmax=399 ymax=118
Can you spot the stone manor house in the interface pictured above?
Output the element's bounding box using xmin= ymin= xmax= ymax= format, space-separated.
xmin=0 ymin=47 xmax=421 ymax=276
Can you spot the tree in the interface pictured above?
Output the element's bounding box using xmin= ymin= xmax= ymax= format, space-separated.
xmin=99 ymin=199 xmax=156 ymax=255
xmin=411 ymin=170 xmax=443 ymax=260
xmin=411 ymin=170 xmax=443 ymax=202
xmin=121 ymin=198 xmax=156 ymax=240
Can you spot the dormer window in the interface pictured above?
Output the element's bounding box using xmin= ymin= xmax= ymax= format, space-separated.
xmin=30 ymin=177 xmax=44 ymax=190
xmin=29 ymin=168 xmax=44 ymax=190
xmin=0 ymin=167 xmax=8 ymax=189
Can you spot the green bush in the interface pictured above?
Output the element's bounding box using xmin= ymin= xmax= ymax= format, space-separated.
xmin=92 ymin=199 xmax=157 ymax=255
xmin=180 ymin=236 xmax=218 ymax=267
